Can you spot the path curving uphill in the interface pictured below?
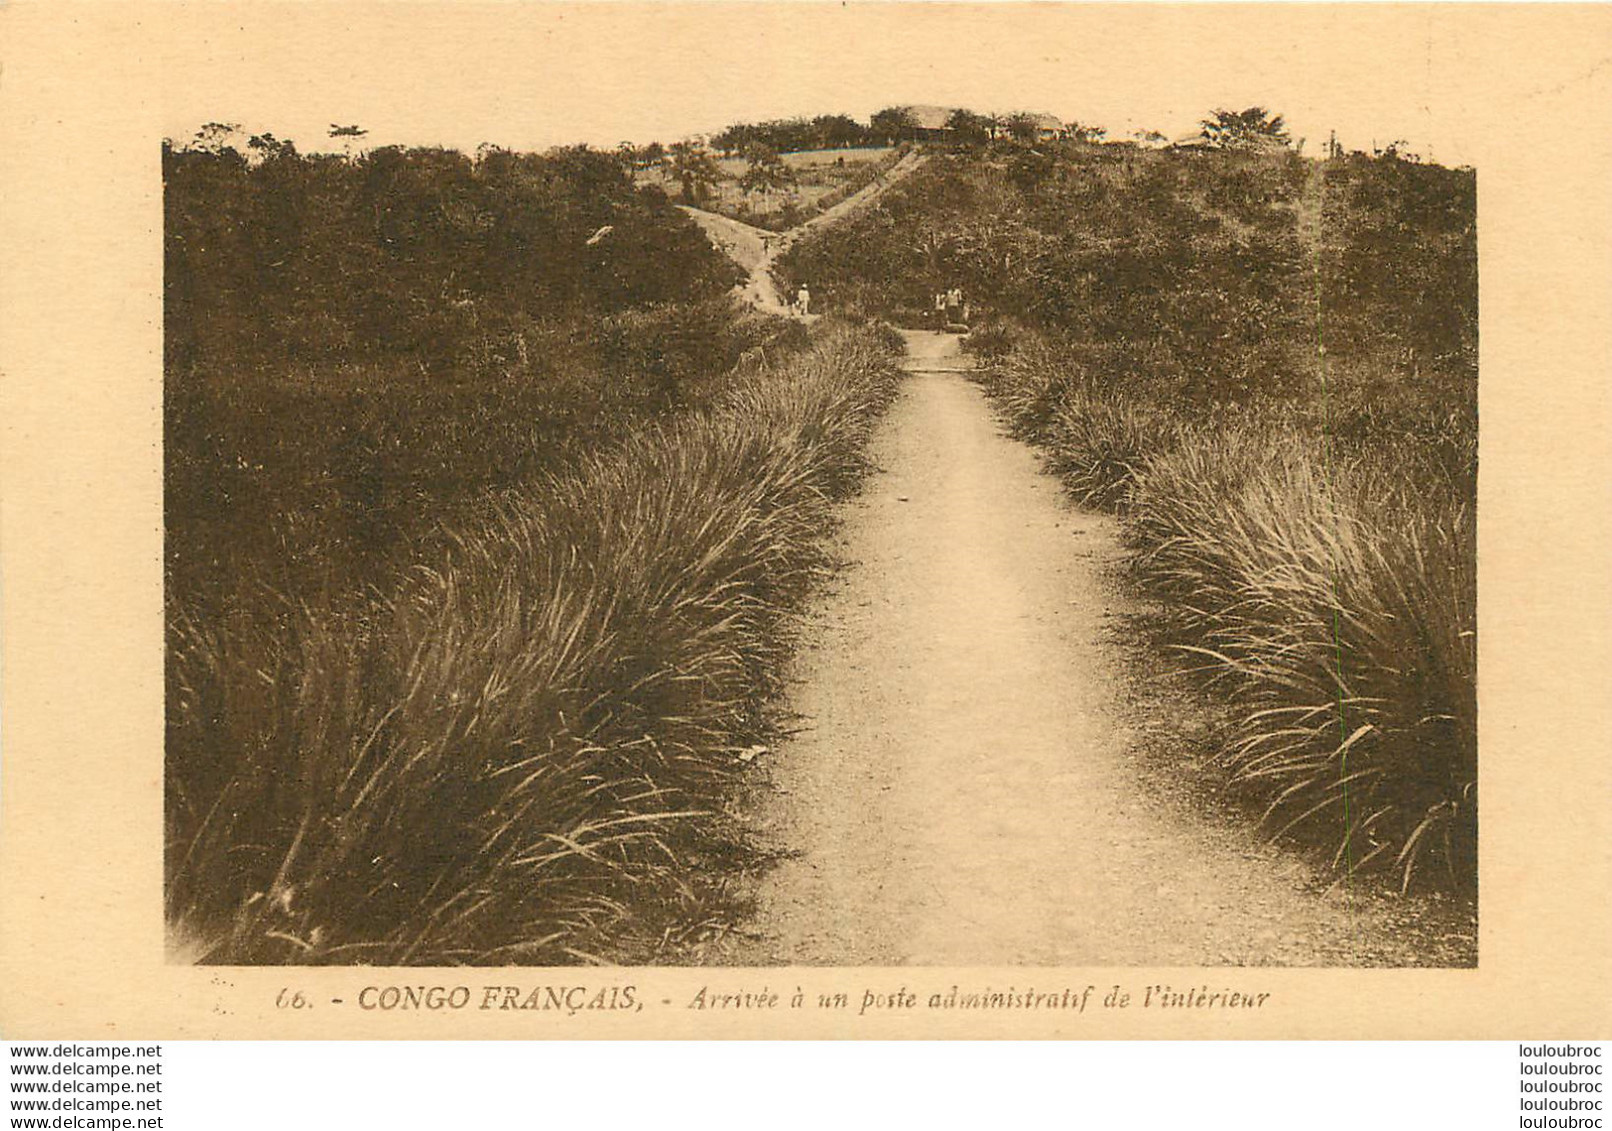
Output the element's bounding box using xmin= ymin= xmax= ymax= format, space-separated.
xmin=728 ymin=331 xmax=1474 ymax=967
xmin=680 ymin=149 xmax=926 ymax=316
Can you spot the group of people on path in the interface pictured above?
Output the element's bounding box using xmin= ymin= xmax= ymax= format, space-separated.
xmin=934 ymin=286 xmax=969 ymax=326
xmin=785 ymin=281 xmax=965 ymax=323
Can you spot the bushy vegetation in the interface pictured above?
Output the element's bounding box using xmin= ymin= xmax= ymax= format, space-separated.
xmin=166 ymin=138 xmax=742 ymax=379
xmin=166 ymin=138 xmax=756 ymax=612
xmin=709 ymin=108 xmax=956 ymax=155
xmin=781 ymin=142 xmax=1474 ymax=392
xmin=1125 ymin=427 xmax=1475 ymax=889
xmin=164 ymin=132 xmax=905 ymax=961
xmin=724 ymin=147 xmax=905 ymax=232
xmin=712 ymin=113 xmax=875 ymax=155
xmin=789 ymin=139 xmax=1478 ymax=889
xmin=984 ymin=354 xmax=1477 ymax=889
xmin=167 ymin=321 xmax=902 ymax=964
xmin=635 ymin=143 xmax=904 ymax=233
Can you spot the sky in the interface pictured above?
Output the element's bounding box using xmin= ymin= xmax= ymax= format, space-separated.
xmin=158 ymin=4 xmax=1514 ymax=168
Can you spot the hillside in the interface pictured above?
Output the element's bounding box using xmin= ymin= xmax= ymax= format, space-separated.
xmin=780 ymin=141 xmax=1475 ymax=408
xmin=779 ymin=139 xmax=1479 ymax=893
xmin=163 ymin=123 xmax=1482 ymax=966
xmin=163 ymin=136 xmax=906 ymax=963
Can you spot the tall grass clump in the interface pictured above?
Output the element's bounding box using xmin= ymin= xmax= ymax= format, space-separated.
xmin=934 ymin=140 xmax=1477 ymax=892
xmin=1129 ymin=430 xmax=1476 ymax=888
xmin=166 ymin=323 xmax=903 ymax=964
xmin=976 ymin=336 xmax=1183 ymax=509
xmin=980 ymin=337 xmax=1477 ymax=890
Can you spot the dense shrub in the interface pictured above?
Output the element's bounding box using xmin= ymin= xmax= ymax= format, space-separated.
xmin=1129 ymin=423 xmax=1476 ymax=886
xmin=165 ymin=141 xmax=742 ymax=376
xmin=933 ymin=141 xmax=1477 ymax=889
xmin=781 ymin=143 xmax=1475 ymax=403
xmin=166 ymin=324 xmax=904 ymax=964
xmin=162 ymin=135 xmax=913 ymax=963
xmin=981 ymin=330 xmax=1477 ymax=890
xmin=165 ymin=139 xmax=761 ymax=619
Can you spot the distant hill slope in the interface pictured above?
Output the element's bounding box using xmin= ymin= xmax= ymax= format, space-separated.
xmin=680 ymin=148 xmax=928 ymax=316
xmin=774 ymin=138 xmax=1479 ymax=891
xmin=778 ymin=142 xmax=1476 ymax=408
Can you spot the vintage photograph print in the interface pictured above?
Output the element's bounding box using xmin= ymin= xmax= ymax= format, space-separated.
xmin=161 ymin=13 xmax=1477 ymax=970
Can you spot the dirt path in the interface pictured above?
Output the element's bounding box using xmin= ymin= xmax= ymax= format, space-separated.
xmin=680 ymin=149 xmax=927 ymax=316
xmin=678 ymin=207 xmax=792 ymax=312
xmin=729 ymin=331 xmax=1473 ymax=967
xmin=790 ymin=148 xmax=926 ymax=237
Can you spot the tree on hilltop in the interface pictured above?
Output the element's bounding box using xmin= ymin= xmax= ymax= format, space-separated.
xmin=812 ymin=113 xmax=866 ymax=149
xmin=246 ymin=132 xmax=298 ymax=165
xmin=664 ymin=140 xmax=722 ymax=205
xmin=710 ymin=122 xmax=754 ymax=156
xmin=1374 ymin=139 xmax=1422 ymax=163
xmin=946 ymin=109 xmax=993 ymax=146
xmin=328 ymin=124 xmax=370 ymax=163
xmin=1002 ymin=113 xmax=1042 ymax=143
xmin=870 ymin=107 xmax=917 ymax=145
xmin=189 ymin=121 xmax=244 ymax=156
xmin=739 ymin=143 xmax=796 ymax=196
xmin=1199 ymin=107 xmax=1291 ymax=150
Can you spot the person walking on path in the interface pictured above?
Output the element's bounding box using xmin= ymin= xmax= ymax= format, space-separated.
xmin=796 ymin=284 xmax=812 ymax=317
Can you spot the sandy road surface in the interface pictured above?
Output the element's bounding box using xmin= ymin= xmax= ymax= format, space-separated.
xmin=729 ymin=331 xmax=1472 ymax=967
xmin=677 ymin=208 xmax=791 ymax=311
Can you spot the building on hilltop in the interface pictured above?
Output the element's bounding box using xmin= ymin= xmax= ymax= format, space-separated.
xmin=888 ymin=106 xmax=1074 ymax=144
xmin=1025 ymin=113 xmax=1069 ymax=142
xmin=900 ymin=105 xmax=960 ymax=143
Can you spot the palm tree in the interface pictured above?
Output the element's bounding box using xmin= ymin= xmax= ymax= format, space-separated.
xmin=663 ymin=140 xmax=722 ymax=205
xmin=1199 ymin=107 xmax=1291 ymax=150
xmin=329 ymin=123 xmax=369 ymax=162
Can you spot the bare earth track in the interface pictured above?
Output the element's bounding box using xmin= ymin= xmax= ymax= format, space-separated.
xmin=680 ymin=149 xmax=926 ymax=315
xmin=724 ymin=332 xmax=1475 ymax=967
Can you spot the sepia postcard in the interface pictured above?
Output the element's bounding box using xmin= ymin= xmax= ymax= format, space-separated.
xmin=1 ymin=1 xmax=1609 ymax=1039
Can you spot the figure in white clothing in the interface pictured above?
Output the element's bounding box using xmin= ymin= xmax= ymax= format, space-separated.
xmin=796 ymin=284 xmax=811 ymax=316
